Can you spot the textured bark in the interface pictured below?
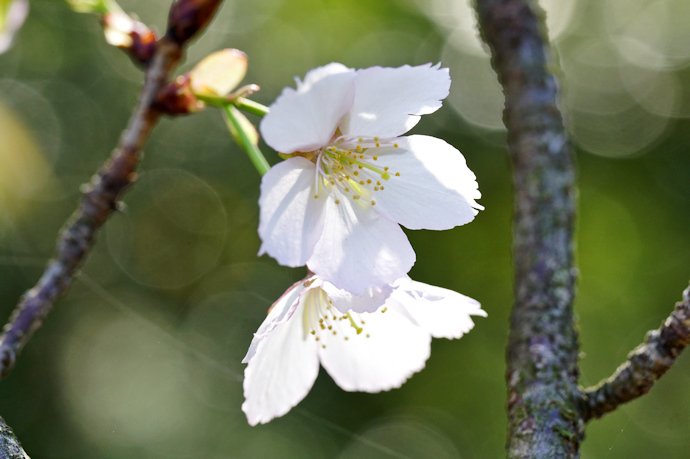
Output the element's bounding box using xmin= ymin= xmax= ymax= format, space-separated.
xmin=0 ymin=417 xmax=28 ymax=459
xmin=583 ymin=283 xmax=690 ymax=420
xmin=473 ymin=0 xmax=582 ymax=456
xmin=0 ymin=0 xmax=224 ymax=381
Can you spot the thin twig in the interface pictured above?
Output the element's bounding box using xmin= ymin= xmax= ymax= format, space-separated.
xmin=473 ymin=0 xmax=582 ymax=456
xmin=0 ymin=0 xmax=223 ymax=381
xmin=583 ymin=283 xmax=690 ymax=420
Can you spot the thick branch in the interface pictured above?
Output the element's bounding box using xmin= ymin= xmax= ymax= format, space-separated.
xmin=0 ymin=416 xmax=28 ymax=459
xmin=473 ymin=0 xmax=582 ymax=456
xmin=0 ymin=0 xmax=223 ymax=381
xmin=583 ymin=283 xmax=690 ymax=420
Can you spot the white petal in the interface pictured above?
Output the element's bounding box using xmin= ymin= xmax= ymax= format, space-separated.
xmin=393 ymin=280 xmax=487 ymax=340
xmin=318 ymin=305 xmax=431 ymax=392
xmin=339 ymin=63 xmax=450 ymax=139
xmin=242 ymin=293 xmax=319 ymax=425
xmin=242 ymin=278 xmax=312 ymax=363
xmin=372 ymin=135 xmax=483 ymax=230
xmin=320 ymin=280 xmax=393 ymax=314
xmin=260 ymin=64 xmax=355 ymax=153
xmin=258 ymin=157 xmax=327 ymax=267
xmin=297 ymin=62 xmax=352 ymax=91
xmin=307 ymin=193 xmax=415 ymax=295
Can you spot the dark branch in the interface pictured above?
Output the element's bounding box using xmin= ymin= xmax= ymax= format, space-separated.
xmin=473 ymin=0 xmax=582 ymax=456
xmin=583 ymin=283 xmax=690 ymax=420
xmin=0 ymin=0 xmax=224 ymax=381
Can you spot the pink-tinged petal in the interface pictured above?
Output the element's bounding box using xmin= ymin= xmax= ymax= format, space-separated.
xmin=258 ymin=157 xmax=327 ymax=267
xmin=0 ymin=0 xmax=28 ymax=54
xmin=318 ymin=305 xmax=431 ymax=392
xmin=320 ymin=280 xmax=393 ymax=314
xmin=242 ymin=277 xmax=315 ymax=363
xmin=393 ymin=279 xmax=487 ymax=340
xmin=339 ymin=63 xmax=450 ymax=139
xmin=372 ymin=135 xmax=482 ymax=230
xmin=307 ymin=193 xmax=415 ymax=295
xmin=260 ymin=64 xmax=355 ymax=153
xmin=242 ymin=295 xmax=319 ymax=426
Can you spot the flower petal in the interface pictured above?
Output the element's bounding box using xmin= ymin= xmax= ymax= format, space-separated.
xmin=318 ymin=305 xmax=431 ymax=392
xmin=242 ymin=295 xmax=319 ymax=425
xmin=307 ymin=192 xmax=415 ymax=295
xmin=242 ymin=277 xmax=314 ymax=363
xmin=339 ymin=63 xmax=450 ymax=139
xmin=0 ymin=0 xmax=28 ymax=54
xmin=320 ymin=280 xmax=393 ymax=314
xmin=393 ymin=279 xmax=487 ymax=340
xmin=372 ymin=135 xmax=482 ymax=230
xmin=258 ymin=157 xmax=327 ymax=267
xmin=260 ymin=63 xmax=355 ymax=153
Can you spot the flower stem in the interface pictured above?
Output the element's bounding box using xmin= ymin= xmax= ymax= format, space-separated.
xmin=234 ymin=97 xmax=269 ymax=117
xmin=223 ymin=104 xmax=270 ymax=176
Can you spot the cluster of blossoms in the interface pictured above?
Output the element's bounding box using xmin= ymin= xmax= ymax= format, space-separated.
xmin=243 ymin=62 xmax=486 ymax=424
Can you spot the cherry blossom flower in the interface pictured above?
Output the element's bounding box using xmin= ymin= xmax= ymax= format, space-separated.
xmin=241 ymin=274 xmax=486 ymax=426
xmin=258 ymin=63 xmax=483 ymax=294
xmin=0 ymin=0 xmax=28 ymax=54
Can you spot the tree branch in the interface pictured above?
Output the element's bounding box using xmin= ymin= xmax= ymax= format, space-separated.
xmin=583 ymin=282 xmax=690 ymax=420
xmin=0 ymin=416 xmax=28 ymax=459
xmin=473 ymin=0 xmax=582 ymax=456
xmin=0 ymin=0 xmax=223 ymax=381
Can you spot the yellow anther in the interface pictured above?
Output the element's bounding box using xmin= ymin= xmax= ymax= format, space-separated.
xmin=395 ymin=172 xmax=400 ymax=176
xmin=335 ymin=199 xmax=340 ymax=204
xmin=359 ymin=181 xmax=365 ymax=185
xmin=381 ymin=307 xmax=388 ymax=313
xmin=356 ymin=145 xmax=363 ymax=153
xmin=358 ymin=138 xmax=363 ymax=142
xmin=344 ymin=187 xmax=349 ymax=192
xmin=322 ymin=344 xmax=326 ymax=348
xmin=376 ymin=181 xmax=381 ymax=186
xmin=320 ymin=324 xmax=325 ymax=329
xmin=380 ymin=186 xmax=385 ymax=190
xmin=353 ymin=171 xmax=359 ymax=176
xmin=328 ymin=325 xmax=332 ymax=330
xmin=359 ymin=154 xmax=365 ymax=159
xmin=384 ymin=167 xmax=389 ymax=171
xmin=311 ymin=330 xmax=316 ymax=335
xmin=345 ymin=336 xmax=349 ymax=341
xmin=374 ymin=186 xmax=379 ymax=191
xmin=313 ymin=194 xmax=319 ymax=199
xmin=366 ymin=334 xmax=370 ymax=338
xmin=375 ymin=142 xmax=380 ymax=147
xmin=353 ymin=195 xmax=360 ymax=200
xmin=332 ymin=331 xmax=337 ymax=335
xmin=373 ymin=156 xmax=378 ymax=160
xmin=330 ymin=181 xmax=335 ymax=185
xmin=371 ymin=200 xmax=376 ymax=205
xmin=367 ymin=179 xmax=372 ymax=184
xmin=394 ymin=143 xmax=399 ymax=148
xmin=374 ymin=137 xmax=379 ymax=141
xmin=315 ymin=337 xmax=320 ymax=341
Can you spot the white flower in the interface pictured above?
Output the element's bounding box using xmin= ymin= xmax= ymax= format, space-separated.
xmin=0 ymin=0 xmax=28 ymax=54
xmin=241 ymin=274 xmax=486 ymax=426
xmin=258 ymin=63 xmax=483 ymax=294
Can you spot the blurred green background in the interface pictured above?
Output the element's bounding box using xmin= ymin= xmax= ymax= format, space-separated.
xmin=0 ymin=0 xmax=689 ymax=457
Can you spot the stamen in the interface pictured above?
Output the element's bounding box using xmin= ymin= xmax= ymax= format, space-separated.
xmin=347 ymin=313 xmax=363 ymax=335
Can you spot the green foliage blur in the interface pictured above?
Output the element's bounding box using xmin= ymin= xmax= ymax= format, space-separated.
xmin=0 ymin=0 xmax=689 ymax=457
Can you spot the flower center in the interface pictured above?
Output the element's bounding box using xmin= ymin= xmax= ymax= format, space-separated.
xmin=310 ymin=136 xmax=402 ymax=206
xmin=302 ymin=288 xmax=375 ymax=349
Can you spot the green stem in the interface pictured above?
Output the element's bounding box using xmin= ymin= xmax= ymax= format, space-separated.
xmin=223 ymin=104 xmax=270 ymax=176
xmin=234 ymin=97 xmax=269 ymax=117
xmin=196 ymin=94 xmax=269 ymax=117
